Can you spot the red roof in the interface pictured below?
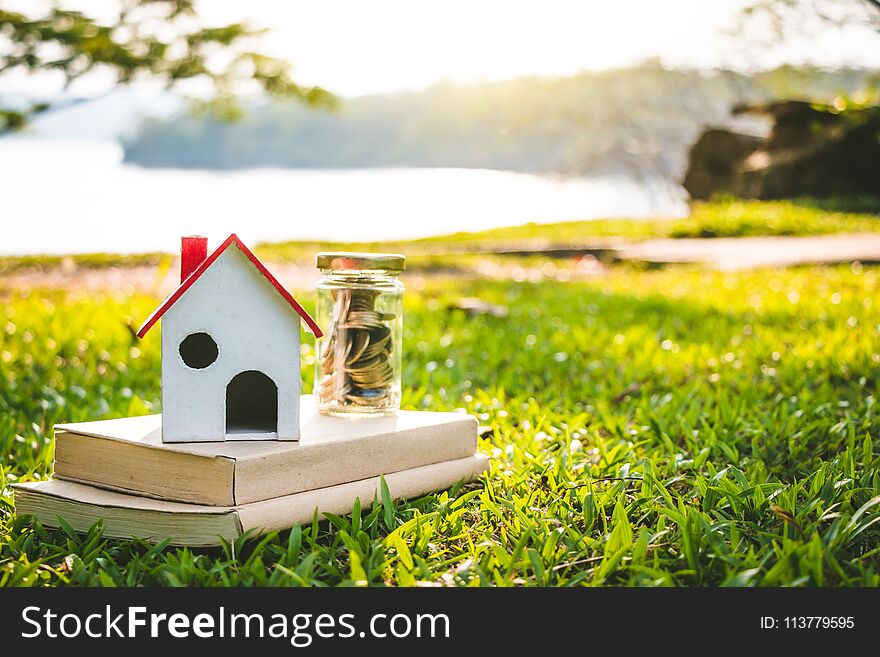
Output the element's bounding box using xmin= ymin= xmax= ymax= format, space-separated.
xmin=137 ymin=234 xmax=323 ymax=339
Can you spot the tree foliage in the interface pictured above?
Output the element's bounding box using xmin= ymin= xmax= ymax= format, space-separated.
xmin=0 ymin=0 xmax=334 ymax=133
xmin=741 ymin=0 xmax=880 ymax=38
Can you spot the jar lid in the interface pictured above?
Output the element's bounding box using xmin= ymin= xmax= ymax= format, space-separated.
xmin=316 ymin=252 xmax=406 ymax=271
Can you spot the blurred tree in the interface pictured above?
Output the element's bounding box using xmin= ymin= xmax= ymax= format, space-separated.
xmin=742 ymin=0 xmax=879 ymax=38
xmin=739 ymin=1 xmax=880 ymax=105
xmin=0 ymin=0 xmax=334 ymax=133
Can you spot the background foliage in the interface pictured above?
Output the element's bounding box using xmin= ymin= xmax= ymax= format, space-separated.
xmin=122 ymin=63 xmax=880 ymax=180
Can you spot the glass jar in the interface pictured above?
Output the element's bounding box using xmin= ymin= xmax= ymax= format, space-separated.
xmin=314 ymin=252 xmax=405 ymax=415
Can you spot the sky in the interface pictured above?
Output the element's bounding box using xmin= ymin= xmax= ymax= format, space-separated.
xmin=1 ymin=0 xmax=878 ymax=98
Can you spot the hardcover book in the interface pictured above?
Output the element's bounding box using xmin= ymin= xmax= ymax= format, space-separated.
xmin=53 ymin=396 xmax=479 ymax=506
xmin=15 ymin=454 xmax=489 ymax=547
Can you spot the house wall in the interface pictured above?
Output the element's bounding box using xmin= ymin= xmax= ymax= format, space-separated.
xmin=161 ymin=245 xmax=302 ymax=441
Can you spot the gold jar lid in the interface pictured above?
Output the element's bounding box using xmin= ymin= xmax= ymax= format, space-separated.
xmin=316 ymin=252 xmax=405 ymax=272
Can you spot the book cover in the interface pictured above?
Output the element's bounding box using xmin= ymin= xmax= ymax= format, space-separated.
xmin=15 ymin=454 xmax=489 ymax=547
xmin=53 ymin=395 xmax=478 ymax=506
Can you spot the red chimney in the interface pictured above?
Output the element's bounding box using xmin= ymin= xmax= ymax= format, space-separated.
xmin=180 ymin=236 xmax=208 ymax=282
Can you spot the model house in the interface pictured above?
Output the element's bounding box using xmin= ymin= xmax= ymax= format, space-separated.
xmin=137 ymin=235 xmax=322 ymax=443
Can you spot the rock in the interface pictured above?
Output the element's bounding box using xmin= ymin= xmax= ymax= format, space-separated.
xmin=683 ymin=101 xmax=880 ymax=200
xmin=682 ymin=128 xmax=762 ymax=200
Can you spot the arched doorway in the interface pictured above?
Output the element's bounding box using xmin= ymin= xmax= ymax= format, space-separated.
xmin=226 ymin=370 xmax=278 ymax=435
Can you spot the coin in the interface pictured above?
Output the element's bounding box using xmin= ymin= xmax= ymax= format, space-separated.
xmin=318 ymin=287 xmax=396 ymax=408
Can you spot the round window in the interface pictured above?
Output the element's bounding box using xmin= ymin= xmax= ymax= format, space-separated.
xmin=179 ymin=332 xmax=218 ymax=369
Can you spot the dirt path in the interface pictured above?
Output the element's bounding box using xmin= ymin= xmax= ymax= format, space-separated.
xmin=0 ymin=257 xmax=606 ymax=294
xmin=0 ymin=262 xmax=323 ymax=296
xmin=2 ymin=233 xmax=876 ymax=293
xmin=616 ymin=233 xmax=880 ymax=270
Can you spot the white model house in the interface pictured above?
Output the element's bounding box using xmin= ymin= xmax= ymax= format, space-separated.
xmin=137 ymin=235 xmax=323 ymax=443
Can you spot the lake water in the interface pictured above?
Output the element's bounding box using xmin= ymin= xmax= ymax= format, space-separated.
xmin=0 ymin=138 xmax=688 ymax=255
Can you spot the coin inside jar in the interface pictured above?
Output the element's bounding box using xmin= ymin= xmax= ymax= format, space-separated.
xmin=315 ymin=252 xmax=404 ymax=415
xmin=317 ymin=287 xmax=397 ymax=409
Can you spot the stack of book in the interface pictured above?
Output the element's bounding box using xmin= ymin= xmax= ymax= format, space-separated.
xmin=13 ymin=395 xmax=487 ymax=546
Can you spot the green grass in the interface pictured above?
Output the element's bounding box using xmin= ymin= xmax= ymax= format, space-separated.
xmin=413 ymin=198 xmax=880 ymax=244
xmin=1 ymin=261 xmax=879 ymax=586
xmin=0 ymin=252 xmax=169 ymax=274
xmin=255 ymin=199 xmax=880 ymax=263
xmin=1 ymin=200 xmax=877 ymax=274
xmin=669 ymin=198 xmax=880 ymax=239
